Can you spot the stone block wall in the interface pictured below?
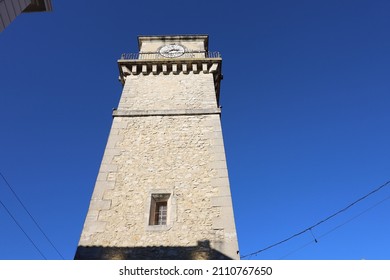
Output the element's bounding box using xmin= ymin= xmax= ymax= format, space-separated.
xmin=76 ymin=68 xmax=239 ymax=260
xmin=118 ymin=73 xmax=217 ymax=111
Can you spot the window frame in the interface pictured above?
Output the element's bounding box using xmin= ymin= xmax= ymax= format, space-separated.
xmin=147 ymin=192 xmax=174 ymax=230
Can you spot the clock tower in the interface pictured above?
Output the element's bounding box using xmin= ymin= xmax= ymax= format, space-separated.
xmin=75 ymin=35 xmax=239 ymax=260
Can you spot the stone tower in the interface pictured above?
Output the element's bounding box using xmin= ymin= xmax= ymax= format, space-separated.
xmin=75 ymin=35 xmax=239 ymax=260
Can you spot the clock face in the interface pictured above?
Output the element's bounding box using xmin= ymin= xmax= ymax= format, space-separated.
xmin=159 ymin=44 xmax=185 ymax=58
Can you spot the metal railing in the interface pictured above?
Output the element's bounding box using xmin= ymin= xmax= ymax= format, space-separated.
xmin=120 ymin=51 xmax=221 ymax=60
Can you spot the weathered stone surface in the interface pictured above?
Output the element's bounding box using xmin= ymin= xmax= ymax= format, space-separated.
xmin=76 ymin=35 xmax=239 ymax=260
xmin=118 ymin=73 xmax=217 ymax=111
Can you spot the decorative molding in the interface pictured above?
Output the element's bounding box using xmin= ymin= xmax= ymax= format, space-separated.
xmin=118 ymin=59 xmax=221 ymax=82
xmin=112 ymin=108 xmax=221 ymax=118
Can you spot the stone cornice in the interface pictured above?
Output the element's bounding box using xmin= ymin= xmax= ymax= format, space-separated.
xmin=112 ymin=108 xmax=221 ymax=118
xmin=118 ymin=58 xmax=221 ymax=83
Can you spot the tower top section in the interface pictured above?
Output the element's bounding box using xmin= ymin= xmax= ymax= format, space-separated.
xmin=138 ymin=35 xmax=209 ymax=53
xmin=118 ymin=34 xmax=222 ymax=102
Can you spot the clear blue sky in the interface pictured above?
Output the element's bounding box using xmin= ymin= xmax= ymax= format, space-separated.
xmin=0 ymin=0 xmax=390 ymax=260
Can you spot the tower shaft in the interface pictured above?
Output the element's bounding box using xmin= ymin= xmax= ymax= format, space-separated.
xmin=75 ymin=35 xmax=239 ymax=260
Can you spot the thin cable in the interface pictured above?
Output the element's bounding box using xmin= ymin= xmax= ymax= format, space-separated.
xmin=0 ymin=198 xmax=47 ymax=259
xmin=279 ymin=193 xmax=390 ymax=259
xmin=0 ymin=171 xmax=65 ymax=259
xmin=309 ymin=229 xmax=318 ymax=243
xmin=280 ymin=196 xmax=390 ymax=260
xmin=241 ymin=180 xmax=390 ymax=259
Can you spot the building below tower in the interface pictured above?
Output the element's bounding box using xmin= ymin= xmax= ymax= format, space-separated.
xmin=0 ymin=0 xmax=52 ymax=32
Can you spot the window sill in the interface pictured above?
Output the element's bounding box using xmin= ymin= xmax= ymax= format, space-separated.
xmin=146 ymin=224 xmax=172 ymax=231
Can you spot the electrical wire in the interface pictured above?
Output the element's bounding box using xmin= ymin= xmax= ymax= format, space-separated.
xmin=279 ymin=193 xmax=390 ymax=259
xmin=0 ymin=171 xmax=65 ymax=259
xmin=240 ymin=180 xmax=390 ymax=259
xmin=0 ymin=198 xmax=47 ymax=259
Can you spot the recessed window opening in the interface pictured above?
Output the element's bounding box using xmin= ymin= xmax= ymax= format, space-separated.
xmin=149 ymin=194 xmax=170 ymax=226
xmin=155 ymin=201 xmax=167 ymax=225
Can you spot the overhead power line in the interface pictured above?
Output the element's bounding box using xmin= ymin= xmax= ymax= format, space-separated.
xmin=241 ymin=180 xmax=390 ymax=259
xmin=0 ymin=198 xmax=47 ymax=259
xmin=279 ymin=193 xmax=390 ymax=259
xmin=0 ymin=171 xmax=65 ymax=259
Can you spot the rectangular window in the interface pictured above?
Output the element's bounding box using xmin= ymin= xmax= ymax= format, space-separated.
xmin=149 ymin=194 xmax=170 ymax=226
xmin=154 ymin=201 xmax=167 ymax=225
